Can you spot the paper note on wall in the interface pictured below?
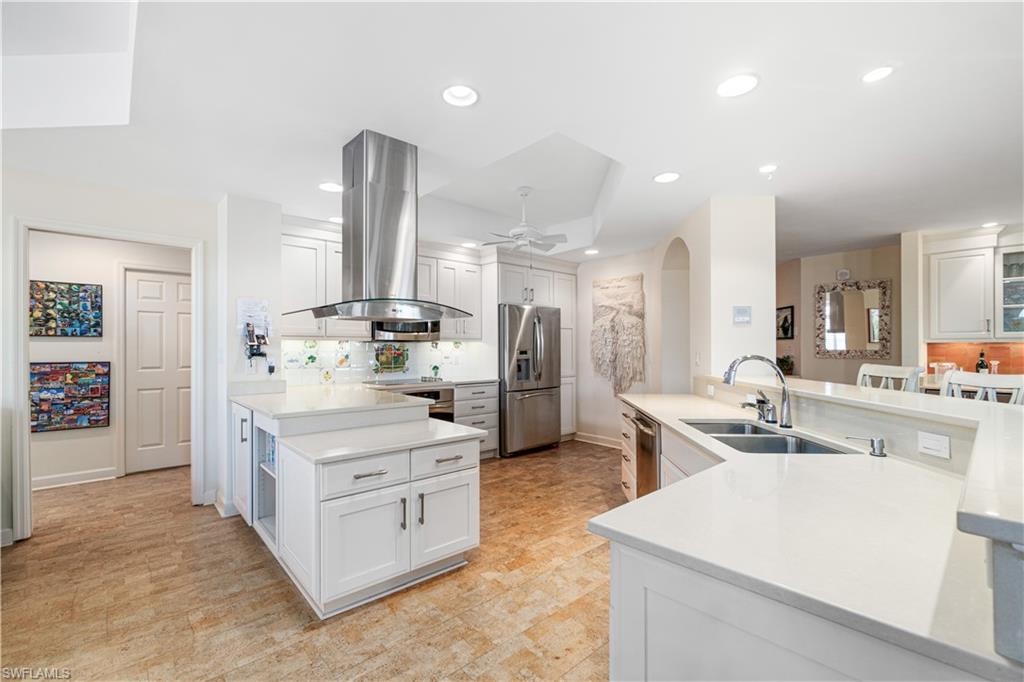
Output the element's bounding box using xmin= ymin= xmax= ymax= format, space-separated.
xmin=237 ymin=297 xmax=272 ymax=337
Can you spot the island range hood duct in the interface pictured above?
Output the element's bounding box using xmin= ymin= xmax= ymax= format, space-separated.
xmin=287 ymin=130 xmax=471 ymax=323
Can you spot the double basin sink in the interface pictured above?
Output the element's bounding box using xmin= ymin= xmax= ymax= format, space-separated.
xmin=682 ymin=421 xmax=855 ymax=455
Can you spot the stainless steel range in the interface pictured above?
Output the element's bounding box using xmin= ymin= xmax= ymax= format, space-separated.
xmin=363 ymin=377 xmax=454 ymax=421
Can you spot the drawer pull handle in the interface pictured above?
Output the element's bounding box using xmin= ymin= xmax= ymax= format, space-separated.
xmin=621 ymin=412 xmax=630 ymax=419
xmin=418 ymin=492 xmax=425 ymax=525
xmin=622 ymin=431 xmax=630 ymax=439
xmin=622 ymin=454 xmax=631 ymax=462
xmin=472 ymin=391 xmax=486 ymax=395
xmin=400 ymin=497 xmax=407 ymax=530
xmin=353 ymin=469 xmax=388 ymax=480
xmin=471 ymin=405 xmax=485 ymax=410
xmin=621 ymin=480 xmax=630 ymax=489
xmin=436 ymin=454 xmax=464 ymax=464
xmin=472 ymin=421 xmax=486 ymax=426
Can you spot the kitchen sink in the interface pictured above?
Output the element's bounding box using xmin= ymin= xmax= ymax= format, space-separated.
xmin=683 ymin=421 xmax=775 ymax=435
xmin=711 ymin=434 xmax=850 ymax=455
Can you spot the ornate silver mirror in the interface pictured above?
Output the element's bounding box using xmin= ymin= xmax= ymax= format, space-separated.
xmin=814 ymin=278 xmax=892 ymax=359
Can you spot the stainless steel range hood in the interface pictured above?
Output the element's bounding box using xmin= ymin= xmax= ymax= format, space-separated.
xmin=288 ymin=130 xmax=471 ymax=323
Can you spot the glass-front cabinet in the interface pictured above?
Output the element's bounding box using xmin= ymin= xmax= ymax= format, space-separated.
xmin=996 ymin=246 xmax=1024 ymax=338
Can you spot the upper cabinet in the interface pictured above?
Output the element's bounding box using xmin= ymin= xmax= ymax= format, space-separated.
xmin=927 ymin=239 xmax=1023 ymax=341
xmin=499 ymin=263 xmax=577 ymax=376
xmin=417 ymin=256 xmax=438 ymax=302
xmin=426 ymin=257 xmax=481 ymax=340
xmin=280 ymin=232 xmax=370 ymax=340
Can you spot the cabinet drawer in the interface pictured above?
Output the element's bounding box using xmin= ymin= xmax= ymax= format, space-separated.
xmin=662 ymin=429 xmax=721 ymax=477
xmin=620 ymin=417 xmax=637 ymax=455
xmin=455 ymin=384 xmax=498 ymax=401
xmin=481 ymin=428 xmax=498 ymax=452
xmin=320 ymin=450 xmax=410 ymax=500
xmin=411 ymin=439 xmax=480 ymax=480
xmin=454 ymin=398 xmax=498 ymax=418
xmin=456 ymin=413 xmax=498 ymax=430
xmin=620 ymin=444 xmax=637 ymax=479
xmin=620 ymin=461 xmax=637 ymax=502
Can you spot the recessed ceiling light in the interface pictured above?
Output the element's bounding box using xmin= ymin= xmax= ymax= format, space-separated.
xmin=982 ymin=222 xmax=999 ymax=228
xmin=653 ymin=172 xmax=680 ymax=184
xmin=318 ymin=181 xmax=343 ymax=192
xmin=584 ymin=249 xmax=600 ymax=256
xmin=716 ymin=74 xmax=759 ymax=98
xmin=758 ymin=164 xmax=778 ymax=175
xmin=862 ymin=66 xmax=894 ymax=83
xmin=327 ymin=217 xmax=343 ymax=224
xmin=461 ymin=242 xmax=477 ymax=248
xmin=442 ymin=85 xmax=479 ymax=107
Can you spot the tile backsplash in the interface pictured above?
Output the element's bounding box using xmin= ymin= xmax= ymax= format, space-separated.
xmin=926 ymin=342 xmax=1023 ymax=375
xmin=281 ymin=338 xmax=479 ymax=385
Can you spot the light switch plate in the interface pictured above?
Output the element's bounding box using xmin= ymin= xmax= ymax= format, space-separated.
xmin=706 ymin=384 xmax=715 ymax=398
xmin=918 ymin=431 xmax=951 ymax=460
xmin=732 ymin=305 xmax=752 ymax=326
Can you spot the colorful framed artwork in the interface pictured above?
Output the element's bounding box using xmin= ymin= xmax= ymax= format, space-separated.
xmin=29 ymin=362 xmax=111 ymax=432
xmin=29 ymin=280 xmax=103 ymax=337
xmin=776 ymin=305 xmax=795 ymax=340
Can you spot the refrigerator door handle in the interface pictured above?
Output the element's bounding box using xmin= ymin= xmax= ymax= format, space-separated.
xmin=532 ymin=315 xmax=543 ymax=381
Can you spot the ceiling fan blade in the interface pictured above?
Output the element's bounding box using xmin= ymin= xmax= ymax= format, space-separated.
xmin=537 ymin=233 xmax=568 ymax=244
xmin=481 ymin=240 xmax=514 ymax=246
xmin=531 ymin=241 xmax=557 ymax=252
xmin=489 ymin=232 xmax=512 ymax=240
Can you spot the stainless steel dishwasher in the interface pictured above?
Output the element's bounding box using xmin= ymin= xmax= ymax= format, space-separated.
xmin=627 ymin=412 xmax=660 ymax=497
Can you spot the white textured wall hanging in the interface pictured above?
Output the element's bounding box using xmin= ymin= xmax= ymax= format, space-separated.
xmin=591 ymin=274 xmax=646 ymax=393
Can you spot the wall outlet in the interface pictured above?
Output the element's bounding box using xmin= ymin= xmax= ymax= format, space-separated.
xmin=706 ymin=384 xmax=715 ymax=398
xmin=918 ymin=431 xmax=951 ymax=460
xmin=745 ymin=393 xmax=758 ymax=404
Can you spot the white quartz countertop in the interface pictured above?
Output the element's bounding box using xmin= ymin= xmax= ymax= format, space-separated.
xmin=361 ymin=378 xmax=499 ymax=391
xmin=590 ymin=390 xmax=1023 ymax=681
xmin=279 ymin=418 xmax=487 ymax=464
xmin=231 ymin=384 xmax=429 ymax=419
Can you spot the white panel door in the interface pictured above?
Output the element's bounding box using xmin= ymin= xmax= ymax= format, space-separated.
xmin=529 ymin=269 xmax=554 ymax=306
xmin=457 ymin=263 xmax=482 ymax=339
xmin=410 ymin=468 xmax=480 ymax=569
xmin=560 ymin=378 xmax=576 ymax=435
xmin=231 ymin=403 xmax=253 ymax=524
xmin=929 ymin=248 xmax=993 ymax=339
xmin=321 ymin=484 xmax=410 ymax=601
xmin=553 ymin=273 xmax=575 ymax=324
xmin=417 ymin=256 xmax=438 ymax=302
xmin=324 ymin=241 xmax=371 ymax=339
xmin=125 ymin=270 xmax=191 ymax=473
xmin=437 ymin=259 xmax=460 ymax=338
xmin=281 ymin=235 xmax=325 ymax=337
xmin=499 ymin=264 xmax=528 ymax=303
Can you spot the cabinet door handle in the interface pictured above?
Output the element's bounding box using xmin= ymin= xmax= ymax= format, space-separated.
xmin=435 ymin=454 xmax=464 ymax=464
xmin=418 ymin=492 xmax=425 ymax=525
xmin=530 ymin=288 xmax=535 ymax=302
xmin=353 ymin=469 xmax=388 ymax=480
xmin=240 ymin=418 xmax=248 ymax=444
xmin=400 ymin=497 xmax=407 ymax=530
xmin=522 ymin=287 xmax=528 ymax=302
xmin=986 ymin=318 xmax=992 ymax=332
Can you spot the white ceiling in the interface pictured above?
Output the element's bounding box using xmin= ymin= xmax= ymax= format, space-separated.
xmin=2 ymin=2 xmax=1021 ymax=261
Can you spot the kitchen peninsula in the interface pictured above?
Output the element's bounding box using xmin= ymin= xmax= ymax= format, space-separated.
xmin=591 ymin=374 xmax=1024 ymax=681
xmin=230 ymin=384 xmax=486 ymax=618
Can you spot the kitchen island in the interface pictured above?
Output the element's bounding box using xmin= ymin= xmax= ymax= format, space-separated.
xmin=230 ymin=385 xmax=486 ymax=618
xmin=590 ymin=376 xmax=1023 ymax=681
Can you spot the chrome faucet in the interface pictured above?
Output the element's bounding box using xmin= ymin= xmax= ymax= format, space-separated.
xmin=723 ymin=355 xmax=793 ymax=428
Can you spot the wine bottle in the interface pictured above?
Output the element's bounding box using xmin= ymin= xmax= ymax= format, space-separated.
xmin=976 ymin=351 xmax=989 ymax=374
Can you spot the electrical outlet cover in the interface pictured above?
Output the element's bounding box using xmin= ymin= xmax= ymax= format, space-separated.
xmin=918 ymin=431 xmax=951 ymax=459
xmin=706 ymin=384 xmax=715 ymax=397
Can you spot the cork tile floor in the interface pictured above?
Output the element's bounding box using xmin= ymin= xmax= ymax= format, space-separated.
xmin=1 ymin=440 xmax=622 ymax=680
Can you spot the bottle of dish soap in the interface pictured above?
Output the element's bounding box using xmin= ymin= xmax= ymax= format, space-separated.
xmin=976 ymin=351 xmax=989 ymax=374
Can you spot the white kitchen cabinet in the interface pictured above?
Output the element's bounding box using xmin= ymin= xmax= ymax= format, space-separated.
xmin=454 ymin=382 xmax=499 ymax=457
xmin=231 ymin=403 xmax=253 ymax=525
xmin=436 ymin=259 xmax=482 ymax=340
xmin=553 ymin=272 xmax=576 ymax=325
xmin=321 ymin=483 xmax=411 ymax=602
xmin=660 ymin=455 xmax=687 ymax=488
xmin=529 ymin=269 xmax=554 ymax=306
xmin=417 ymin=256 xmax=438 ymax=302
xmin=500 ymin=264 xmax=530 ymax=304
xmin=929 ymin=248 xmax=994 ymax=340
xmin=410 ymin=468 xmax=480 ymax=569
xmin=560 ymin=377 xmax=576 ymax=436
xmin=995 ymin=246 xmax=1024 ymax=338
xmin=280 ymin=235 xmax=325 ymax=337
xmin=325 ymin=241 xmax=371 ymax=339
xmin=560 ymin=326 xmax=575 ymax=377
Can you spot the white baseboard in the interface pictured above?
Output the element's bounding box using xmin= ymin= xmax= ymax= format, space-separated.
xmin=574 ymin=432 xmax=621 ymax=449
xmin=32 ymin=467 xmax=117 ymax=491
xmin=1 ymin=528 xmax=13 ymax=547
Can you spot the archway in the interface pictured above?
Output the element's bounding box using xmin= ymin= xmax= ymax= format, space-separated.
xmin=660 ymin=237 xmax=691 ymax=392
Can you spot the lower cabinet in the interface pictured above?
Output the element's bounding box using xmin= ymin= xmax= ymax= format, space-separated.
xmin=231 ymin=403 xmax=253 ymax=524
xmin=410 ymin=469 xmax=480 ymax=569
xmin=660 ymin=455 xmax=687 ymax=487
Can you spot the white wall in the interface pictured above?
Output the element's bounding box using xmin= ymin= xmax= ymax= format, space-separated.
xmin=660 ymin=239 xmax=690 ymax=392
xmin=1 ymin=167 xmax=219 ymax=537
xmin=27 ymin=231 xmax=190 ymax=488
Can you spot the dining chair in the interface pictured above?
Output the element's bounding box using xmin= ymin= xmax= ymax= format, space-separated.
xmin=856 ymin=364 xmax=924 ymax=392
xmin=938 ymin=370 xmax=1024 ymax=405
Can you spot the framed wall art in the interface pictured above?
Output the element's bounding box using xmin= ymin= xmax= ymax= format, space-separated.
xmin=776 ymin=305 xmax=795 ymax=340
xmin=29 ymin=280 xmax=103 ymax=337
xmin=29 ymin=362 xmax=111 ymax=432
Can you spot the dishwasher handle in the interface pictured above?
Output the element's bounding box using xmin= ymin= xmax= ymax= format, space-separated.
xmin=626 ymin=415 xmax=657 ymax=438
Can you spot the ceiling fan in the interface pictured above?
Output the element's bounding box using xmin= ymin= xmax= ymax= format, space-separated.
xmin=482 ymin=186 xmax=568 ymax=252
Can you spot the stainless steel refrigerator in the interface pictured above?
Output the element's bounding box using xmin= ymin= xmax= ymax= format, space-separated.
xmin=499 ymin=304 xmax=561 ymax=457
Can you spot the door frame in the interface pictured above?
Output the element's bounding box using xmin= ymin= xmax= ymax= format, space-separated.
xmin=5 ymin=217 xmax=207 ymax=542
xmin=117 ymin=263 xmax=192 ymax=477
